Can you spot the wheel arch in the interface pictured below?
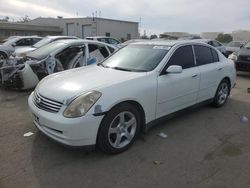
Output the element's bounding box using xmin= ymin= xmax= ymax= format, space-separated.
xmin=96 ymin=100 xmax=146 ymax=141
xmin=0 ymin=51 xmax=8 ymax=57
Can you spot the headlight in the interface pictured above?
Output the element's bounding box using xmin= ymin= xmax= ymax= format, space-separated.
xmin=63 ymin=91 xmax=102 ymax=118
xmin=228 ymin=53 xmax=237 ymax=61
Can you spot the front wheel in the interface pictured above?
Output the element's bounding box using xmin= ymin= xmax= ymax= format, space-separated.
xmin=212 ymin=79 xmax=230 ymax=107
xmin=0 ymin=52 xmax=7 ymax=67
xmin=97 ymin=103 xmax=141 ymax=154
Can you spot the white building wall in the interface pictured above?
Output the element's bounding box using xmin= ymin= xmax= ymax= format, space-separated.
xmin=28 ymin=17 xmax=139 ymax=40
xmin=97 ymin=19 xmax=139 ymax=40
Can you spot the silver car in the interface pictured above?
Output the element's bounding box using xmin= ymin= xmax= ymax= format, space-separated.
xmin=0 ymin=36 xmax=42 ymax=66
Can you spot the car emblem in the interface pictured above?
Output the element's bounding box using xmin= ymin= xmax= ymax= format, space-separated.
xmin=36 ymin=98 xmax=41 ymax=104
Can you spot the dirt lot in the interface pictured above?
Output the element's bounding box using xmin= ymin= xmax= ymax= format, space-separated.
xmin=0 ymin=72 xmax=250 ymax=188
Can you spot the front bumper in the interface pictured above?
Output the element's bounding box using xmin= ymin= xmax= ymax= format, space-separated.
xmin=235 ymin=61 xmax=250 ymax=72
xmin=28 ymin=92 xmax=104 ymax=146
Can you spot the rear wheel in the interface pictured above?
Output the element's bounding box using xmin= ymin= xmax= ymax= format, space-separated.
xmin=97 ymin=103 xmax=141 ymax=154
xmin=212 ymin=79 xmax=230 ymax=107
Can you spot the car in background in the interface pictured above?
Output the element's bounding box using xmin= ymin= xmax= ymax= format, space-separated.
xmin=14 ymin=36 xmax=78 ymax=58
xmin=194 ymin=39 xmax=226 ymax=55
xmin=0 ymin=36 xmax=42 ymax=66
xmin=224 ymin=41 xmax=245 ymax=57
xmin=28 ymin=40 xmax=236 ymax=154
xmin=228 ymin=40 xmax=250 ymax=72
xmin=120 ymin=39 xmax=150 ymax=47
xmin=0 ymin=39 xmax=118 ymax=90
xmin=86 ymin=36 xmax=120 ymax=46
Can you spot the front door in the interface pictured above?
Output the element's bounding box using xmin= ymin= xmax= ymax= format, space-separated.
xmin=156 ymin=45 xmax=200 ymax=118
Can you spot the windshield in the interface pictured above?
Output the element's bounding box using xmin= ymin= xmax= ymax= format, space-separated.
xmin=27 ymin=41 xmax=66 ymax=60
xmin=33 ymin=37 xmax=52 ymax=48
xmin=227 ymin=41 xmax=243 ymax=47
xmin=244 ymin=41 xmax=250 ymax=49
xmin=101 ymin=45 xmax=169 ymax=72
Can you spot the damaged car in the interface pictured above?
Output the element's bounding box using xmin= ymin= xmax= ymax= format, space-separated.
xmin=0 ymin=39 xmax=118 ymax=90
xmin=0 ymin=36 xmax=42 ymax=67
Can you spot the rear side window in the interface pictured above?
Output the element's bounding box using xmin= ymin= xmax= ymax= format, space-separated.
xmin=167 ymin=45 xmax=195 ymax=69
xmin=211 ymin=48 xmax=219 ymax=62
xmin=194 ymin=45 xmax=213 ymax=65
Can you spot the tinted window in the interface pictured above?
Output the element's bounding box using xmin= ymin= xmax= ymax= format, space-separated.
xmin=194 ymin=45 xmax=213 ymax=65
xmin=32 ymin=38 xmax=41 ymax=45
xmin=211 ymin=48 xmax=219 ymax=62
xmin=212 ymin=41 xmax=222 ymax=47
xmin=16 ymin=38 xmax=32 ymax=46
xmin=167 ymin=45 xmax=194 ymax=69
xmin=108 ymin=38 xmax=119 ymax=45
xmin=107 ymin=46 xmax=115 ymax=53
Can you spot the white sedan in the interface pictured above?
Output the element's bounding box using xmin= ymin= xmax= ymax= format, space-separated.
xmin=28 ymin=40 xmax=236 ymax=154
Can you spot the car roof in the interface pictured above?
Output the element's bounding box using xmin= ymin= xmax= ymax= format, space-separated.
xmin=15 ymin=36 xmax=42 ymax=39
xmin=130 ymin=40 xmax=217 ymax=47
xmin=86 ymin=36 xmax=112 ymax=39
xmin=44 ymin=35 xmax=77 ymax=39
xmin=49 ymin=39 xmax=118 ymax=49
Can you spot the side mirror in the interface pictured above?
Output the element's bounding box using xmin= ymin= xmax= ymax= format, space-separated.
xmin=11 ymin=43 xmax=16 ymax=47
xmin=166 ymin=65 xmax=183 ymax=74
xmin=240 ymin=44 xmax=244 ymax=48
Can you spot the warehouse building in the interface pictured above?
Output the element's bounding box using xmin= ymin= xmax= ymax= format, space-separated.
xmin=28 ymin=17 xmax=139 ymax=41
xmin=0 ymin=22 xmax=62 ymax=41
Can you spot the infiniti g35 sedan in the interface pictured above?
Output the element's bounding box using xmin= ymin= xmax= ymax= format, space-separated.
xmin=28 ymin=40 xmax=236 ymax=154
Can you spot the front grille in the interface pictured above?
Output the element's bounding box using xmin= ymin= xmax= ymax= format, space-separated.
xmin=238 ymin=55 xmax=250 ymax=62
xmin=33 ymin=90 xmax=63 ymax=113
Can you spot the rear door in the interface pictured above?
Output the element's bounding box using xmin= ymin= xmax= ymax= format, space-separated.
xmin=156 ymin=45 xmax=200 ymax=118
xmin=194 ymin=45 xmax=224 ymax=102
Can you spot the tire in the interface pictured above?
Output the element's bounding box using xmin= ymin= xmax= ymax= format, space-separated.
xmin=0 ymin=52 xmax=7 ymax=67
xmin=212 ymin=79 xmax=230 ymax=107
xmin=97 ymin=103 xmax=142 ymax=154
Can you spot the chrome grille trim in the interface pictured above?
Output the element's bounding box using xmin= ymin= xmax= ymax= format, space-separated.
xmin=33 ymin=90 xmax=63 ymax=113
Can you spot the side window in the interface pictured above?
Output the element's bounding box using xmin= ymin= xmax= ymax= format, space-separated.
xmin=107 ymin=46 xmax=115 ymax=53
xmin=16 ymin=38 xmax=33 ymax=46
xmin=108 ymin=38 xmax=119 ymax=45
xmin=211 ymin=48 xmax=219 ymax=62
xmin=32 ymin=38 xmax=41 ymax=45
xmin=212 ymin=41 xmax=221 ymax=47
xmin=166 ymin=45 xmax=195 ymax=69
xmin=88 ymin=44 xmax=110 ymax=64
xmin=194 ymin=45 xmax=213 ymax=65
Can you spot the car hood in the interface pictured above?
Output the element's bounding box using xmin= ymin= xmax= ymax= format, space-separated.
xmin=226 ymin=46 xmax=240 ymax=52
xmin=37 ymin=65 xmax=147 ymax=102
xmin=15 ymin=47 xmax=36 ymax=56
xmin=237 ymin=48 xmax=250 ymax=56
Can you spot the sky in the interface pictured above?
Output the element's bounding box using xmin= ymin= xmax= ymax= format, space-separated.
xmin=0 ymin=0 xmax=249 ymax=35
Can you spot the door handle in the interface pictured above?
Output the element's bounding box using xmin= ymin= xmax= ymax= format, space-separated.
xmin=217 ymin=67 xmax=223 ymax=71
xmin=192 ymin=74 xmax=198 ymax=78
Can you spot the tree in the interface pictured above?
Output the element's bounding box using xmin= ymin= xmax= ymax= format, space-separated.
xmin=18 ymin=15 xmax=31 ymax=23
xmin=150 ymin=34 xmax=158 ymax=39
xmin=216 ymin=33 xmax=233 ymax=43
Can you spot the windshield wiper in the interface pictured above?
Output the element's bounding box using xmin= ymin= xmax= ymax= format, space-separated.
xmin=111 ymin=66 xmax=133 ymax=72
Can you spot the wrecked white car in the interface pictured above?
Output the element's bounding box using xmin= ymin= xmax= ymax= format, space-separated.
xmin=0 ymin=39 xmax=118 ymax=90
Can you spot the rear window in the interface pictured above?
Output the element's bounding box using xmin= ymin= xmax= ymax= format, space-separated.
xmin=194 ymin=45 xmax=213 ymax=65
